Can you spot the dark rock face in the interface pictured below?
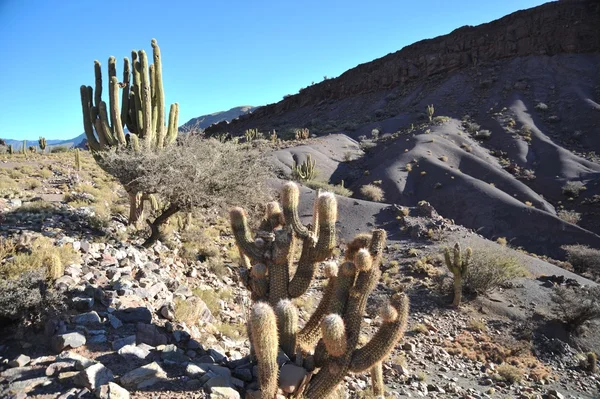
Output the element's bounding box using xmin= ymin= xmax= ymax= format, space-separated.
xmin=206 ymin=0 xmax=600 ymax=134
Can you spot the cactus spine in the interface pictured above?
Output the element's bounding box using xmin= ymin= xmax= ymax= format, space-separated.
xmin=230 ymin=182 xmax=410 ymax=398
xmin=38 ymin=137 xmax=47 ymax=153
xmin=291 ymin=154 xmax=317 ymax=181
xmin=80 ymin=39 xmax=179 ymax=224
xmin=444 ymin=242 xmax=472 ymax=307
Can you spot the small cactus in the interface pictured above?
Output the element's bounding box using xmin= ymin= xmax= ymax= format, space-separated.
xmin=295 ymin=128 xmax=310 ymax=140
xmin=427 ymin=104 xmax=435 ymax=122
xmin=291 ymin=154 xmax=317 ymax=181
xmin=74 ymin=149 xmax=81 ymax=171
xmin=45 ymin=254 xmax=63 ymax=280
xmin=270 ymin=130 xmax=277 ymax=144
xmin=245 ymin=128 xmax=258 ymax=142
xmin=581 ymin=352 xmax=598 ymax=373
xmin=8 ymin=144 xmax=13 ymax=155
xmin=39 ymin=137 xmax=47 ymax=153
xmin=444 ymin=242 xmax=472 ymax=307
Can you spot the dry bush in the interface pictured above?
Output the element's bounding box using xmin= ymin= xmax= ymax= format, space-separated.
xmin=562 ymin=245 xmax=600 ymax=277
xmin=97 ymin=135 xmax=272 ymax=245
xmin=562 ymin=181 xmax=586 ymax=197
xmin=495 ymin=364 xmax=523 ymax=384
xmin=304 ymin=180 xmax=352 ymax=197
xmin=557 ymin=210 xmax=581 ymax=225
xmin=461 ymin=241 xmax=527 ymax=296
xmin=551 ymin=286 xmax=600 ymax=333
xmin=1 ymin=236 xmax=79 ymax=279
xmin=360 ymin=184 xmax=384 ymax=202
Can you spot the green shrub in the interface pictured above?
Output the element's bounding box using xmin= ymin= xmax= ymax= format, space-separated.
xmin=304 ymin=180 xmax=352 ymax=197
xmin=461 ymin=241 xmax=527 ymax=295
xmin=50 ymin=145 xmax=70 ymax=153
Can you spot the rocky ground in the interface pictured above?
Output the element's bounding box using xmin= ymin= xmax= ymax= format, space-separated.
xmin=0 ymin=170 xmax=600 ymax=399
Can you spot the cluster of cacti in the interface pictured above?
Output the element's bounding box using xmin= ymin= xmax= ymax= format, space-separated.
xmin=245 ymin=128 xmax=259 ymax=142
xmin=291 ymin=154 xmax=317 ymax=181
xmin=444 ymin=242 xmax=472 ymax=307
xmin=295 ymin=128 xmax=310 ymax=140
xmin=427 ymin=104 xmax=435 ymax=122
xmin=270 ymin=130 xmax=277 ymax=144
xmin=39 ymin=137 xmax=47 ymax=153
xmin=230 ymin=182 xmax=410 ymax=398
xmin=74 ymin=148 xmax=81 ymax=171
xmin=80 ymin=39 xmax=179 ymax=224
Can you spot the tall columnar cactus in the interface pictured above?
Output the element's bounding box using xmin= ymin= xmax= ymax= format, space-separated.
xmin=80 ymin=39 xmax=179 ymax=224
xmin=427 ymin=104 xmax=435 ymax=122
xmin=444 ymin=242 xmax=472 ymax=307
xmin=74 ymin=149 xmax=81 ymax=171
xmin=291 ymin=154 xmax=317 ymax=181
xmin=8 ymin=144 xmax=13 ymax=155
xmin=21 ymin=140 xmax=27 ymax=155
xmin=231 ymin=182 xmax=410 ymax=398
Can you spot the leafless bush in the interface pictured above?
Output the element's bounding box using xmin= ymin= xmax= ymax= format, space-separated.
xmin=562 ymin=181 xmax=586 ymax=197
xmin=97 ymin=135 xmax=272 ymax=245
xmin=557 ymin=210 xmax=581 ymax=225
xmin=552 ymin=286 xmax=600 ymax=333
xmin=562 ymin=245 xmax=600 ymax=278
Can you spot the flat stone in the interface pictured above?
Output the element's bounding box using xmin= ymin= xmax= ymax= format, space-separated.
xmin=5 ymin=376 xmax=51 ymax=394
xmin=46 ymin=361 xmax=74 ymax=376
xmin=1 ymin=366 xmax=32 ymax=382
xmin=136 ymin=323 xmax=167 ymax=347
xmin=118 ymin=345 xmax=150 ymax=360
xmin=57 ymin=352 xmax=96 ymax=370
xmin=51 ymin=332 xmax=86 ymax=353
xmin=279 ymin=363 xmax=306 ymax=394
xmin=8 ymin=354 xmax=31 ymax=368
xmin=119 ymin=361 xmax=166 ymax=390
xmin=87 ymin=334 xmax=108 ymax=344
xmin=73 ymin=363 xmax=114 ymax=390
xmin=113 ymin=307 xmax=152 ymax=324
xmin=94 ymin=382 xmax=130 ymax=399
xmin=112 ymin=335 xmax=136 ymax=351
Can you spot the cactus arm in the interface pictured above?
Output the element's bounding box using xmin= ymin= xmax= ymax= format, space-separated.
xmin=165 ymin=103 xmax=179 ymax=145
xmin=276 ymin=300 xmax=298 ymax=358
xmin=250 ymin=303 xmax=279 ymax=399
xmin=80 ymin=85 xmax=101 ymax=151
xmin=349 ymin=293 xmax=409 ymax=373
xmin=371 ymin=362 xmax=384 ymax=397
xmin=297 ymin=263 xmax=338 ymax=351
xmin=93 ymin=61 xmax=102 ymax=116
xmin=109 ymin=76 xmax=126 ymax=145
xmin=138 ymin=50 xmax=153 ymax=146
xmin=97 ymin=101 xmax=117 ymax=146
xmin=150 ymin=63 xmax=159 ymax=146
xmin=132 ymin=51 xmax=144 ymax=136
xmin=281 ymin=182 xmax=309 ymax=238
xmin=288 ymin=234 xmax=318 ymax=298
xmin=313 ymin=192 xmax=337 ymax=262
xmin=229 ymin=207 xmax=263 ymax=262
xmin=151 ymin=39 xmax=166 ymax=148
xmin=327 ymin=262 xmax=356 ymax=316
xmin=120 ymin=57 xmax=131 ymax=129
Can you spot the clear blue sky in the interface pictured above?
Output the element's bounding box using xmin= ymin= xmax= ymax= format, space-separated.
xmin=0 ymin=0 xmax=548 ymax=140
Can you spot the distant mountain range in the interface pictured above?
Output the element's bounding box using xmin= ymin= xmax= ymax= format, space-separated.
xmin=1 ymin=106 xmax=256 ymax=149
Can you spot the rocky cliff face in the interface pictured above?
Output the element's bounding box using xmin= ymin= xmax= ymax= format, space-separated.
xmin=206 ymin=0 xmax=600 ymax=134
